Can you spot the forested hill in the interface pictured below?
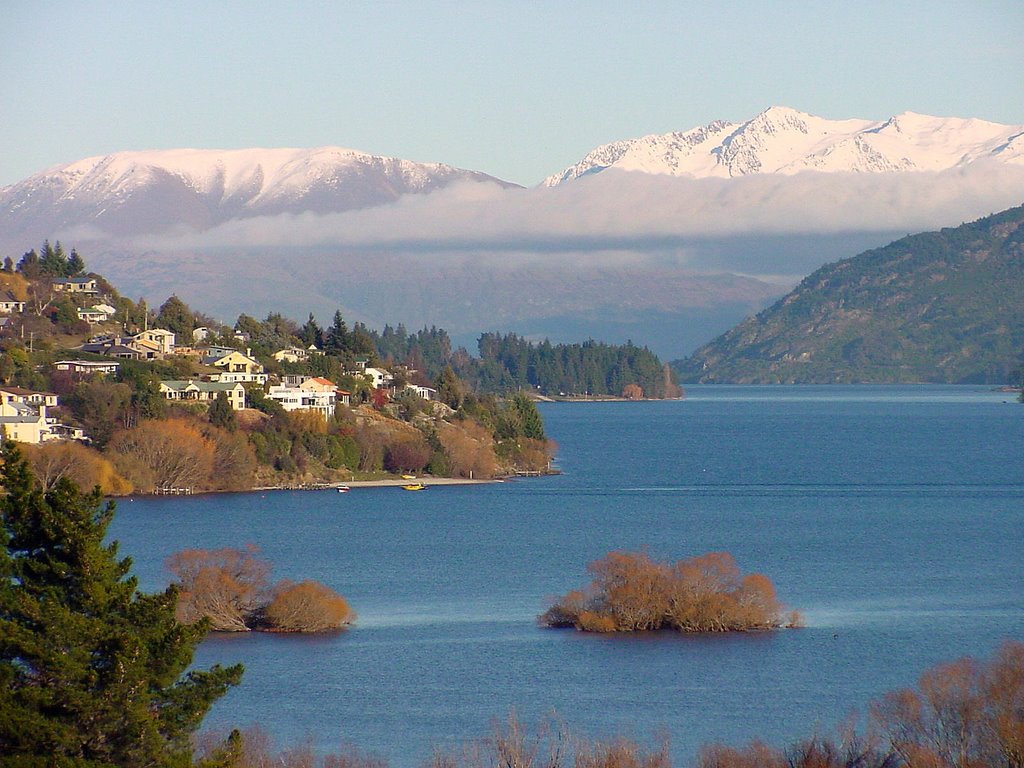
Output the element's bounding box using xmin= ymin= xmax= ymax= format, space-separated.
xmin=460 ymin=333 xmax=682 ymax=398
xmin=673 ymin=204 xmax=1024 ymax=384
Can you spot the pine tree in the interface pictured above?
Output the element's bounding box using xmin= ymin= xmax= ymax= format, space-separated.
xmin=0 ymin=442 xmax=243 ymax=766
xmin=208 ymin=391 xmax=237 ymax=431
xmin=512 ymin=393 xmax=546 ymax=440
xmin=65 ymin=248 xmax=86 ymax=277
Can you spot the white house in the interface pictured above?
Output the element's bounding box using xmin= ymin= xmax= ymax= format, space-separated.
xmin=159 ymin=380 xmax=247 ymax=410
xmin=0 ymin=291 xmax=25 ymax=314
xmin=267 ymin=377 xmax=339 ymax=419
xmin=77 ymin=304 xmax=116 ymax=324
xmin=54 ymin=360 xmax=121 ymax=377
xmin=0 ymin=387 xmax=63 ymax=444
xmin=404 ymin=384 xmax=437 ymax=401
xmin=364 ymin=367 xmax=393 ymax=389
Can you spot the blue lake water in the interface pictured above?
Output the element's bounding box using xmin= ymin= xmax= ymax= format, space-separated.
xmin=109 ymin=385 xmax=1024 ymax=765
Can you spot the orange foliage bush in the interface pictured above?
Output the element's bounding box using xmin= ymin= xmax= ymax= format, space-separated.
xmin=167 ymin=545 xmax=355 ymax=635
xmin=426 ymin=712 xmax=668 ymax=768
xmin=263 ymin=580 xmax=355 ymax=633
xmin=622 ymin=383 xmax=644 ymax=400
xmin=439 ymin=420 xmax=498 ymax=479
xmin=871 ymin=640 xmax=1024 ymax=768
xmin=697 ymin=641 xmax=1024 ymax=768
xmin=22 ymin=441 xmax=133 ymax=495
xmin=108 ymin=418 xmax=214 ymax=491
xmin=541 ymin=551 xmax=792 ymax=633
xmin=167 ymin=545 xmax=270 ymax=632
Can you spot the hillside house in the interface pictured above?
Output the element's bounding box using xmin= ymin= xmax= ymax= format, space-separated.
xmin=133 ymin=328 xmax=176 ymax=356
xmin=0 ymin=291 xmax=25 ymax=314
xmin=364 ymin=367 xmax=393 ymax=389
xmin=77 ymin=304 xmax=117 ymax=324
xmin=267 ymin=376 xmax=339 ymax=418
xmin=404 ymin=384 xmax=437 ymax=401
xmin=207 ymin=350 xmax=268 ymax=384
xmin=272 ymin=345 xmax=317 ymax=363
xmin=0 ymin=387 xmax=66 ymax=444
xmin=199 ymin=344 xmax=241 ymax=360
xmin=53 ymin=359 xmax=121 ymax=377
xmin=159 ymin=380 xmax=247 ymax=410
xmin=52 ymin=277 xmax=99 ymax=296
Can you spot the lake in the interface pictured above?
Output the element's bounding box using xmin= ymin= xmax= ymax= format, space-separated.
xmin=109 ymin=385 xmax=1024 ymax=765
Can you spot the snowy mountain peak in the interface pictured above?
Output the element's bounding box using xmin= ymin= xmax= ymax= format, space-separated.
xmin=544 ymin=108 xmax=1024 ymax=185
xmin=0 ymin=146 xmax=518 ymax=241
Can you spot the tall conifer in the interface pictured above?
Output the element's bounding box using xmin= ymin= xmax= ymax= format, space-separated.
xmin=0 ymin=442 xmax=242 ymax=766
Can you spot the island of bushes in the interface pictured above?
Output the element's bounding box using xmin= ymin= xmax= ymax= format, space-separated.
xmin=541 ymin=550 xmax=800 ymax=633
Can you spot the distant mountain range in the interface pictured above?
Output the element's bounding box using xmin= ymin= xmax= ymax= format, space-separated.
xmin=544 ymin=106 xmax=1024 ymax=185
xmin=673 ymin=204 xmax=1024 ymax=384
xmin=0 ymin=146 xmax=517 ymax=243
xmin=2 ymin=107 xmax=1022 ymax=362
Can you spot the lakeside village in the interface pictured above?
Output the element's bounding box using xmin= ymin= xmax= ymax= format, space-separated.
xmin=0 ymin=243 xmax=561 ymax=495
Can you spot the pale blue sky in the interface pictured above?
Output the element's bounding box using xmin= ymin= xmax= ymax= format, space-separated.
xmin=2 ymin=1 xmax=1022 ymax=187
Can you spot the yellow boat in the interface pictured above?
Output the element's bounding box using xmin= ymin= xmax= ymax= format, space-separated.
xmin=401 ymin=483 xmax=426 ymax=491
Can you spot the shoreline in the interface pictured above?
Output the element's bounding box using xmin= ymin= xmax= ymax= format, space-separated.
xmin=252 ymin=477 xmax=499 ymax=491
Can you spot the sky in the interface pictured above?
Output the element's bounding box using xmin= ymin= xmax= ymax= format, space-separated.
xmin=2 ymin=1 xmax=1023 ymax=188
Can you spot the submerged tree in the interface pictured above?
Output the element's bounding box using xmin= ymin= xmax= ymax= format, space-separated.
xmin=0 ymin=441 xmax=243 ymax=765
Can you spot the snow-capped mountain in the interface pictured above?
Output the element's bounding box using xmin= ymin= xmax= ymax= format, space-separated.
xmin=543 ymin=106 xmax=1024 ymax=185
xmin=0 ymin=146 xmax=518 ymax=241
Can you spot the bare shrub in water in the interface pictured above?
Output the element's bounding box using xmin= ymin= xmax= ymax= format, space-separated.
xmin=541 ymin=550 xmax=794 ymax=633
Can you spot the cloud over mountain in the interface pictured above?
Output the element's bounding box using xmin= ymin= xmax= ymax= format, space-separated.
xmin=3 ymin=107 xmax=1023 ymax=358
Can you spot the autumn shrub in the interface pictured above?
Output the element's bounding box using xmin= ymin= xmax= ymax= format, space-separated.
xmin=383 ymin=433 xmax=431 ymax=474
xmin=167 ymin=545 xmax=270 ymax=631
xmin=23 ymin=440 xmax=133 ymax=495
xmin=695 ymin=641 xmax=1024 ymax=768
xmin=195 ymin=726 xmax=387 ymax=768
xmin=439 ymin=419 xmax=498 ymax=478
xmin=167 ymin=546 xmax=355 ymax=634
xmin=262 ymin=580 xmax=354 ymax=632
xmin=425 ymin=712 xmax=669 ymax=768
xmin=541 ymin=551 xmax=792 ymax=633
xmin=871 ymin=640 xmax=1024 ymax=768
xmin=108 ymin=417 xmax=214 ymax=491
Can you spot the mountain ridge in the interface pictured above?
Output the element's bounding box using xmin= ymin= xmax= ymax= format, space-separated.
xmin=544 ymin=106 xmax=1024 ymax=185
xmin=672 ymin=203 xmax=1024 ymax=384
xmin=0 ymin=146 xmax=518 ymax=241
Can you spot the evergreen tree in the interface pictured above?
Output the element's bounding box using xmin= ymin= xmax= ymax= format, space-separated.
xmin=208 ymin=391 xmax=237 ymax=431
xmin=65 ymin=248 xmax=86 ymax=277
xmin=511 ymin=392 xmax=546 ymax=440
xmin=40 ymin=240 xmax=68 ymax=276
xmin=157 ymin=295 xmax=196 ymax=338
xmin=435 ymin=365 xmax=464 ymax=410
xmin=325 ymin=310 xmax=348 ymax=353
xmin=300 ymin=313 xmax=323 ymax=349
xmin=16 ymin=249 xmax=40 ymax=279
xmin=0 ymin=442 xmax=243 ymax=765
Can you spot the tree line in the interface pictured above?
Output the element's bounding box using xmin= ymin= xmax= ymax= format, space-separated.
xmin=463 ymin=333 xmax=683 ymax=398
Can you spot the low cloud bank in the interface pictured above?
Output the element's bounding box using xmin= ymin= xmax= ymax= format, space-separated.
xmin=136 ymin=163 xmax=1024 ymax=260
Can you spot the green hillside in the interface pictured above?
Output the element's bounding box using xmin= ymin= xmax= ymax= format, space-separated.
xmin=674 ymin=204 xmax=1024 ymax=384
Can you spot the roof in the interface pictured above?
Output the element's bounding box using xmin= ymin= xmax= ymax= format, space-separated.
xmin=54 ymin=359 xmax=119 ymax=367
xmin=0 ymin=386 xmax=57 ymax=398
xmin=161 ymin=379 xmax=243 ymax=393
